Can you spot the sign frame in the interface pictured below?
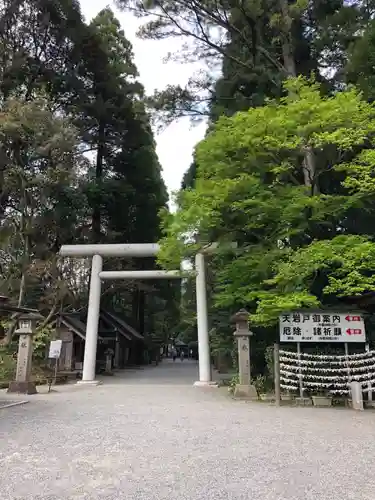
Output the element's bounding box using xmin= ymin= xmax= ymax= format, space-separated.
xmin=279 ymin=310 xmax=366 ymax=343
xmin=48 ymin=339 xmax=63 ymax=359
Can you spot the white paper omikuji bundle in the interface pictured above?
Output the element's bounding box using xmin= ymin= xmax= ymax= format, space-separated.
xmin=279 ymin=349 xmax=375 ymax=394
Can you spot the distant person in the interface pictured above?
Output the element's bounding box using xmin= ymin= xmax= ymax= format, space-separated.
xmin=172 ymin=347 xmax=177 ymax=362
xmin=180 ymin=350 xmax=185 ymax=362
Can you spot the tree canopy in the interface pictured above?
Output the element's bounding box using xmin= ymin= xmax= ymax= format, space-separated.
xmin=0 ymin=2 xmax=177 ymax=350
xmin=126 ymin=1 xmax=375 ymax=366
xmin=117 ymin=0 xmax=375 ymax=124
xmin=3 ymin=0 xmax=375 ymax=377
xmin=158 ymin=78 xmax=375 ymax=350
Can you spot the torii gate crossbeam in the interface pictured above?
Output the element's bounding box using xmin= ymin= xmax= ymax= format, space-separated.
xmin=59 ymin=244 xmax=214 ymax=387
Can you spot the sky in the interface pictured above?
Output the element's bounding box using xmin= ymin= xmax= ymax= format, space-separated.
xmin=79 ymin=0 xmax=207 ymax=202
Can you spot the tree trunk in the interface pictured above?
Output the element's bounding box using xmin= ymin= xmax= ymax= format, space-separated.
xmin=279 ymin=0 xmax=297 ymax=77
xmin=17 ymin=273 xmax=26 ymax=309
xmin=92 ymin=122 xmax=105 ymax=243
xmin=37 ymin=299 xmax=60 ymax=333
xmin=138 ymin=290 xmax=145 ymax=335
xmin=3 ymin=236 xmax=28 ymax=346
xmin=132 ymin=287 xmax=139 ymax=330
xmin=17 ymin=214 xmax=29 ymax=309
xmin=279 ymin=0 xmax=317 ymax=193
xmin=302 ymin=147 xmax=317 ymax=193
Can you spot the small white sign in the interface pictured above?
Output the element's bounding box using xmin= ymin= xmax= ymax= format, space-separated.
xmin=48 ymin=340 xmax=63 ymax=359
xmin=279 ymin=311 xmax=366 ymax=343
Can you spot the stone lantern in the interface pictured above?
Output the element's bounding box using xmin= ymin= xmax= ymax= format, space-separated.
xmin=8 ymin=312 xmax=42 ymax=395
xmin=231 ymin=309 xmax=258 ymax=400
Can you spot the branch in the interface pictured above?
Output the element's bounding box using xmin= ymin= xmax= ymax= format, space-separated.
xmin=133 ymin=0 xmax=287 ymax=76
xmin=37 ymin=302 xmax=58 ymax=331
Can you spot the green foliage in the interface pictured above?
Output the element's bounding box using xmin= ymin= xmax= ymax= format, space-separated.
xmin=159 ymin=77 xmax=375 ymax=328
xmin=228 ymin=373 xmax=239 ymax=394
xmin=0 ymin=344 xmax=17 ymax=385
xmin=0 ymin=95 xmax=86 ymax=315
xmin=253 ymin=375 xmax=272 ymax=394
xmin=176 ymin=277 xmax=197 ymax=344
xmin=346 ymin=18 xmax=375 ymax=101
xmin=33 ymin=326 xmax=53 ymax=361
xmin=210 ymin=327 xmax=235 ymax=359
xmin=117 ymin=0 xmax=375 ymax=380
xmin=269 ymin=235 xmax=375 ymax=296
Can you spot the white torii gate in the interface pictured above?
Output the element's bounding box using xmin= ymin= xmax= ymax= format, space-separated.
xmin=59 ymin=243 xmax=215 ymax=386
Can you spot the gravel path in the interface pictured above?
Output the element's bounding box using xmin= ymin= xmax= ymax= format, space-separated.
xmin=1 ymin=359 xmax=375 ymax=500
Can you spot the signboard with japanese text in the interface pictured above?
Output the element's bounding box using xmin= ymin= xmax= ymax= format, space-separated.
xmin=279 ymin=311 xmax=366 ymax=343
xmin=48 ymin=340 xmax=63 ymax=359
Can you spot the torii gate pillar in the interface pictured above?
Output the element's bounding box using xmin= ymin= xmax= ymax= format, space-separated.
xmin=193 ymin=252 xmax=213 ymax=386
xmin=81 ymin=254 xmax=102 ymax=384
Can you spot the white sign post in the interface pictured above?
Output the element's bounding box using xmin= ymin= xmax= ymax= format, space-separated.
xmin=279 ymin=312 xmax=366 ymax=343
xmin=48 ymin=340 xmax=63 ymax=391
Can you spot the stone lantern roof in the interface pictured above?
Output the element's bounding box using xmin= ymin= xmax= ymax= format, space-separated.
xmin=230 ymin=309 xmax=250 ymax=324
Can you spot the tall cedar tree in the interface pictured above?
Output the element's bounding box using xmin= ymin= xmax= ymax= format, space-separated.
xmin=0 ymin=3 xmax=175 ymax=344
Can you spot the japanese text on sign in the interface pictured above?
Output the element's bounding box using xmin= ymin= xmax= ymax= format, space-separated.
xmin=279 ymin=312 xmax=366 ymax=343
